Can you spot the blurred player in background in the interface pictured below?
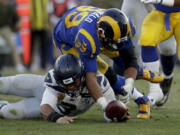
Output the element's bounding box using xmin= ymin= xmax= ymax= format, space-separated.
xmin=139 ymin=0 xmax=180 ymax=106
xmin=29 ymin=0 xmax=50 ymax=71
xmin=49 ymin=0 xmax=90 ymax=26
xmin=0 ymin=0 xmax=24 ymax=72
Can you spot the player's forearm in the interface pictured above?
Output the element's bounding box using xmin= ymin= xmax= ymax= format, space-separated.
xmin=123 ymin=67 xmax=137 ymax=94
xmin=86 ymin=72 xmax=107 ymax=109
xmin=40 ymin=104 xmax=55 ymax=120
xmin=86 ymin=72 xmax=103 ymax=100
xmin=124 ymin=67 xmax=137 ymax=79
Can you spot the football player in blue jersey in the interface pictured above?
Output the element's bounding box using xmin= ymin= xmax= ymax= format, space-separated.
xmin=139 ymin=1 xmax=180 ymax=106
xmin=52 ymin=6 xmax=164 ymax=118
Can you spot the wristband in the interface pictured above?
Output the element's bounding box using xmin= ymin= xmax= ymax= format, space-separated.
xmin=47 ymin=112 xmax=63 ymax=122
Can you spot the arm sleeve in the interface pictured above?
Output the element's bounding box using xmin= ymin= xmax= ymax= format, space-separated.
xmin=119 ymin=44 xmax=138 ymax=70
xmin=80 ymin=55 xmax=98 ymax=73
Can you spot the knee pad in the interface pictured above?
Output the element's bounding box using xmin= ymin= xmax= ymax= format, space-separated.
xmin=158 ymin=39 xmax=176 ymax=56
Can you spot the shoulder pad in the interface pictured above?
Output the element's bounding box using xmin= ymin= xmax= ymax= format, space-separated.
xmin=96 ymin=72 xmax=108 ymax=88
xmin=44 ymin=70 xmax=58 ymax=87
xmin=75 ymin=28 xmax=100 ymax=58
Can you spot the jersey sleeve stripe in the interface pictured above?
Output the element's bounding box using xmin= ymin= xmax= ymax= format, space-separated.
xmin=79 ymin=29 xmax=96 ymax=54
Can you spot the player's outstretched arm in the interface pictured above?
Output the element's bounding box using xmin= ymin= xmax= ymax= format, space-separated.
xmin=86 ymin=72 xmax=108 ymax=110
xmin=40 ymin=104 xmax=77 ymax=124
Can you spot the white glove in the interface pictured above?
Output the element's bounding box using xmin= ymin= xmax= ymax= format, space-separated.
xmin=123 ymin=78 xmax=134 ymax=94
xmin=97 ymin=97 xmax=108 ymax=110
xmin=103 ymin=112 xmax=112 ymax=122
xmin=141 ymin=0 xmax=174 ymax=6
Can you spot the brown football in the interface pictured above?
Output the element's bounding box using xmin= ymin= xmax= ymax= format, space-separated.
xmin=105 ymin=100 xmax=128 ymax=122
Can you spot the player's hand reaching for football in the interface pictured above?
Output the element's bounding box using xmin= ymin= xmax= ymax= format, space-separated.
xmin=97 ymin=97 xmax=108 ymax=110
xmin=123 ymin=78 xmax=134 ymax=94
xmin=56 ymin=116 xmax=77 ymax=124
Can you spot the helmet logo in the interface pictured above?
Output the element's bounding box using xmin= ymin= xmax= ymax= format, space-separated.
xmin=63 ymin=78 xmax=74 ymax=84
xmin=57 ymin=93 xmax=65 ymax=100
xmin=97 ymin=27 xmax=105 ymax=38
xmin=99 ymin=16 xmax=121 ymax=41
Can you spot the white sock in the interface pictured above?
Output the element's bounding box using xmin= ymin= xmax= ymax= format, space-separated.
xmin=143 ymin=60 xmax=160 ymax=72
xmin=148 ymin=83 xmax=163 ymax=105
xmin=143 ymin=60 xmax=163 ymax=105
xmin=130 ymin=88 xmax=144 ymax=100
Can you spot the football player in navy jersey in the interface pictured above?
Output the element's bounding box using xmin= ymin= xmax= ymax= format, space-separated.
xmin=52 ymin=6 xmax=164 ymax=119
xmin=139 ymin=1 xmax=180 ymax=106
xmin=0 ymin=54 xmax=153 ymax=122
xmin=0 ymin=54 xmax=120 ymax=122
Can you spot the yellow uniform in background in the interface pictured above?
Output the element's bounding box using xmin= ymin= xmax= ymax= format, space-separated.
xmin=140 ymin=5 xmax=180 ymax=59
xmin=30 ymin=0 xmax=49 ymax=30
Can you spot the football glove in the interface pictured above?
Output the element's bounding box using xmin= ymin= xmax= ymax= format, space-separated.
xmin=123 ymin=78 xmax=134 ymax=94
xmin=137 ymin=69 xmax=164 ymax=83
xmin=97 ymin=97 xmax=108 ymax=110
xmin=104 ymin=112 xmax=112 ymax=122
xmin=141 ymin=0 xmax=174 ymax=6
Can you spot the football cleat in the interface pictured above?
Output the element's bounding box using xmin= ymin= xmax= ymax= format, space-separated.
xmin=156 ymin=77 xmax=173 ymax=107
xmin=137 ymin=69 xmax=164 ymax=83
xmin=135 ymin=96 xmax=151 ymax=119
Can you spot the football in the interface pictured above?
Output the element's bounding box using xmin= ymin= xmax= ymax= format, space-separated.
xmin=105 ymin=100 xmax=128 ymax=122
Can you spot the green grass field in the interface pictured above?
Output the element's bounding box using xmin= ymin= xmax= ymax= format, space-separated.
xmin=0 ymin=68 xmax=180 ymax=135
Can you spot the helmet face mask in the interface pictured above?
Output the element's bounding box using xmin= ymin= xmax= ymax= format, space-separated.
xmin=98 ymin=33 xmax=129 ymax=51
xmin=97 ymin=8 xmax=130 ymax=51
xmin=54 ymin=54 xmax=85 ymax=97
xmin=60 ymin=77 xmax=85 ymax=97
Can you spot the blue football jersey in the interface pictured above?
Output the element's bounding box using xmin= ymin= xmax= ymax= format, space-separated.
xmin=53 ymin=6 xmax=105 ymax=72
xmin=53 ymin=6 xmax=135 ymax=73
